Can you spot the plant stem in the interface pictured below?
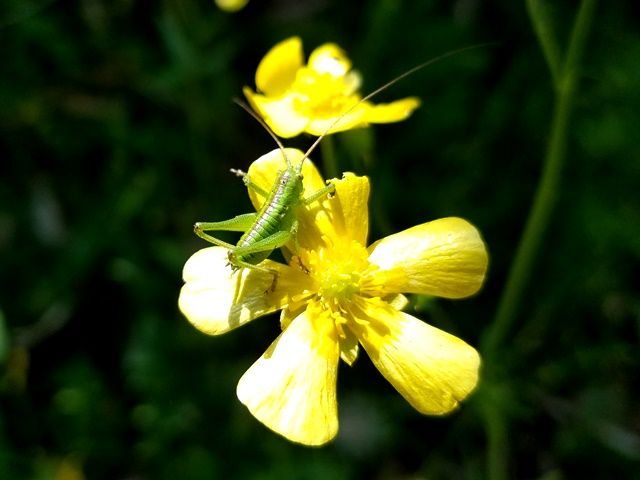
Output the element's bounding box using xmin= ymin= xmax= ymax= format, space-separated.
xmin=525 ymin=0 xmax=562 ymax=87
xmin=482 ymin=0 xmax=597 ymax=356
xmin=484 ymin=400 xmax=509 ymax=480
xmin=481 ymin=1 xmax=596 ymax=478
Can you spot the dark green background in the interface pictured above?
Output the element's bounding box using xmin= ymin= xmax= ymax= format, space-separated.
xmin=1 ymin=0 xmax=638 ymax=478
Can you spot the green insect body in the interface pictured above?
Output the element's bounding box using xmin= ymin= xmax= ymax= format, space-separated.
xmin=194 ymin=155 xmax=334 ymax=277
xmin=232 ymin=167 xmax=304 ymax=267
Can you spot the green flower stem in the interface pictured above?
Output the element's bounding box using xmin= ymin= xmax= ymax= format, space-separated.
xmin=483 ymin=0 xmax=597 ymax=356
xmin=484 ymin=400 xmax=509 ymax=480
xmin=525 ymin=0 xmax=562 ymax=87
xmin=481 ymin=2 xmax=596 ymax=479
xmin=321 ymin=134 xmax=339 ymax=180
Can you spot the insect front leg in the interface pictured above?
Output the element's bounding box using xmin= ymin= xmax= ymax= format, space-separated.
xmin=194 ymin=213 xmax=258 ymax=247
xmin=230 ymin=168 xmax=270 ymax=198
xmin=302 ymin=182 xmax=336 ymax=206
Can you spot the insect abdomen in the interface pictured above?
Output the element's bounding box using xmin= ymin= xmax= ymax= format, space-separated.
xmin=236 ymin=169 xmax=301 ymax=265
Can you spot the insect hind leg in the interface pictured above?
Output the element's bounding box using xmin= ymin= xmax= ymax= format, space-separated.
xmin=194 ymin=213 xmax=258 ymax=247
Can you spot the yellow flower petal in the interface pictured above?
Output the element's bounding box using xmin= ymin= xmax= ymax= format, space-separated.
xmin=367 ymin=217 xmax=488 ymax=299
xmin=343 ymin=71 xmax=362 ymax=96
xmin=215 ymin=0 xmax=248 ymax=12
xmin=178 ymin=247 xmax=311 ymax=335
xmin=243 ymin=88 xmax=309 ymax=138
xmin=385 ymin=293 xmax=409 ymax=311
xmin=255 ymin=36 xmax=302 ymax=97
xmin=352 ymin=299 xmax=480 ymax=415
xmin=324 ymin=172 xmax=369 ymax=246
xmin=305 ymin=103 xmax=369 ymax=136
xmin=339 ymin=326 xmax=359 ymax=366
xmin=294 ymin=171 xmax=372 ymax=251
xmin=366 ymin=97 xmax=422 ymax=124
xmin=236 ymin=305 xmax=340 ymax=446
xmin=307 ymin=43 xmax=352 ymax=77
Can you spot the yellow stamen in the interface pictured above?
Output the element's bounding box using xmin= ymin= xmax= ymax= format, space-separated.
xmin=302 ymin=241 xmax=371 ymax=313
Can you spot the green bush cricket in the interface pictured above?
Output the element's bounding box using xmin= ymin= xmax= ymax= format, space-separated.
xmin=193 ymin=44 xmax=491 ymax=286
xmin=193 ymin=136 xmax=334 ymax=279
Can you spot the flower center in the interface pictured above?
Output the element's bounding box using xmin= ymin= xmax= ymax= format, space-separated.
xmin=318 ymin=263 xmax=361 ymax=301
xmin=302 ymin=240 xmax=371 ymax=307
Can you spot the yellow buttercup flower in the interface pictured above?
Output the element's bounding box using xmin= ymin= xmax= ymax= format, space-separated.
xmin=179 ymin=149 xmax=488 ymax=446
xmin=243 ymin=37 xmax=421 ymax=138
xmin=215 ymin=0 xmax=248 ymax=12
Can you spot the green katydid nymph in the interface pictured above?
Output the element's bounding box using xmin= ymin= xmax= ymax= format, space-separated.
xmin=193 ymin=142 xmax=334 ymax=279
xmin=192 ymin=43 xmax=492 ymax=286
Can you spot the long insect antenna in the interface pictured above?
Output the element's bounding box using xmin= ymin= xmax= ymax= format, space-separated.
xmin=233 ymin=98 xmax=293 ymax=170
xmin=301 ymin=42 xmax=496 ymax=165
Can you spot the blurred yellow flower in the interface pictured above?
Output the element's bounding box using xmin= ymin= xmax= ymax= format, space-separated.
xmin=179 ymin=149 xmax=488 ymax=445
xmin=243 ymin=37 xmax=421 ymax=138
xmin=214 ymin=0 xmax=248 ymax=12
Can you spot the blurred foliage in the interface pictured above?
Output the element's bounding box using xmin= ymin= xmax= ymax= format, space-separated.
xmin=1 ymin=0 xmax=639 ymax=479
